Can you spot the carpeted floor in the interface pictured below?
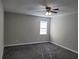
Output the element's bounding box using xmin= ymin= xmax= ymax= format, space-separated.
xmin=3 ymin=42 xmax=78 ymax=59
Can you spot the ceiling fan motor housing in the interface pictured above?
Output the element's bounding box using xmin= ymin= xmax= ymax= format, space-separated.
xmin=46 ymin=6 xmax=51 ymax=12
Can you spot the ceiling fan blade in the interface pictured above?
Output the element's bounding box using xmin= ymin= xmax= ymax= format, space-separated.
xmin=53 ymin=8 xmax=59 ymax=10
xmin=33 ymin=10 xmax=46 ymax=12
xmin=51 ymin=11 xmax=58 ymax=13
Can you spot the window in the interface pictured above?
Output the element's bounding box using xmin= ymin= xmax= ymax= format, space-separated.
xmin=40 ymin=21 xmax=47 ymax=35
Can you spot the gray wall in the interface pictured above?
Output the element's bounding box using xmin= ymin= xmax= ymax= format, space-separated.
xmin=4 ymin=12 xmax=50 ymax=46
xmin=50 ymin=12 xmax=78 ymax=52
xmin=0 ymin=0 xmax=4 ymax=59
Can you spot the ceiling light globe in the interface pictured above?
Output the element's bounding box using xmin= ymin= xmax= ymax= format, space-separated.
xmin=45 ymin=12 xmax=49 ymax=16
xmin=45 ymin=12 xmax=52 ymax=16
xmin=48 ymin=12 xmax=52 ymax=15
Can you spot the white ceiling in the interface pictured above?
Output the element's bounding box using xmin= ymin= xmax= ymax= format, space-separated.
xmin=3 ymin=0 xmax=77 ymax=17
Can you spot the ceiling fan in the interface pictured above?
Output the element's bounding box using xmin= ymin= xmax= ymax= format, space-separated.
xmin=39 ymin=0 xmax=59 ymax=16
xmin=45 ymin=6 xmax=59 ymax=16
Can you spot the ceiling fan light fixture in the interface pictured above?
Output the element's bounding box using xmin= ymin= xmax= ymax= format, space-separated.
xmin=45 ymin=12 xmax=52 ymax=16
xmin=45 ymin=12 xmax=49 ymax=15
xmin=48 ymin=12 xmax=52 ymax=15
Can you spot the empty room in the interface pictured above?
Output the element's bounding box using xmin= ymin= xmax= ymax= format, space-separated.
xmin=0 ymin=0 xmax=78 ymax=59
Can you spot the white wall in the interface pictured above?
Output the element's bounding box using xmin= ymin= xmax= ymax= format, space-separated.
xmin=0 ymin=0 xmax=4 ymax=59
xmin=50 ymin=12 xmax=78 ymax=53
xmin=4 ymin=12 xmax=50 ymax=46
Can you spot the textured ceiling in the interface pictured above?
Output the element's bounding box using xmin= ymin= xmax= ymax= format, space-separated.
xmin=3 ymin=0 xmax=77 ymax=17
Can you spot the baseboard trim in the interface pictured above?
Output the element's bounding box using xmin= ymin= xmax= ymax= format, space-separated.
xmin=50 ymin=42 xmax=78 ymax=54
xmin=4 ymin=41 xmax=49 ymax=47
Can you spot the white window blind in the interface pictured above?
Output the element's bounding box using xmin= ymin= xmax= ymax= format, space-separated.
xmin=40 ymin=21 xmax=47 ymax=35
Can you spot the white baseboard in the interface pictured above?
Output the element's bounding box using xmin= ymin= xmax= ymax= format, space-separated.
xmin=4 ymin=41 xmax=49 ymax=47
xmin=50 ymin=42 xmax=78 ymax=54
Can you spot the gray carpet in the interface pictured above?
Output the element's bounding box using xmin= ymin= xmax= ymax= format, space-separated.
xmin=3 ymin=42 xmax=78 ymax=59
